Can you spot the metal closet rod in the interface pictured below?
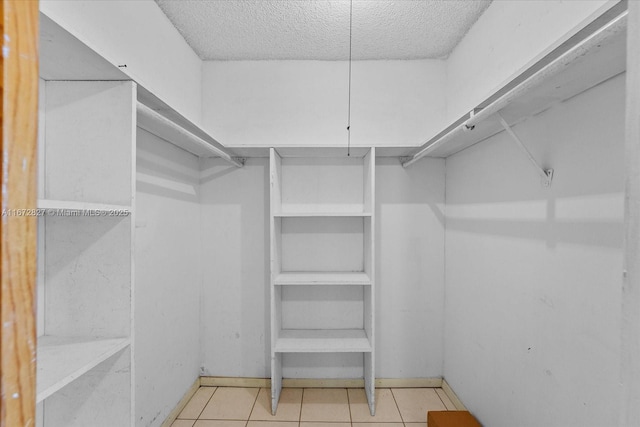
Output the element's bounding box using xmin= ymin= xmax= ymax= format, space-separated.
xmin=136 ymin=102 xmax=244 ymax=168
xmin=402 ymin=7 xmax=628 ymax=168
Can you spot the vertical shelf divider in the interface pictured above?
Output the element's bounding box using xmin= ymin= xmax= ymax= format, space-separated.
xmin=270 ymin=148 xmax=283 ymax=414
xmin=363 ymin=147 xmax=376 ymax=416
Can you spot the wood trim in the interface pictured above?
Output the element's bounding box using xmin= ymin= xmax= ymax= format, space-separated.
xmin=160 ymin=377 xmax=201 ymax=427
xmin=375 ymin=378 xmax=442 ymax=388
xmin=0 ymin=1 xmax=39 ymax=426
xmin=201 ymin=377 xmax=270 ymax=388
xmin=199 ymin=376 xmax=443 ymax=389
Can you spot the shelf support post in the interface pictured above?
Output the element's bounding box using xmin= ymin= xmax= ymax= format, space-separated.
xmin=496 ymin=113 xmax=554 ymax=187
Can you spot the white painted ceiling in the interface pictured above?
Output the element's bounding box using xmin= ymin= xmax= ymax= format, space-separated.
xmin=155 ymin=0 xmax=492 ymax=61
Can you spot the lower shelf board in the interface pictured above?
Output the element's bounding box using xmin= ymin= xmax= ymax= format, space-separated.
xmin=36 ymin=335 xmax=130 ymax=402
xmin=274 ymin=329 xmax=372 ymax=353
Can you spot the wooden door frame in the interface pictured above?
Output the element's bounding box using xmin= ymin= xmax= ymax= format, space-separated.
xmin=0 ymin=1 xmax=39 ymax=426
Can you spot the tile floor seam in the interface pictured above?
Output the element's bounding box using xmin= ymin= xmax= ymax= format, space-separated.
xmin=389 ymin=389 xmax=405 ymax=425
xmin=299 ymin=388 xmax=304 ymax=424
xmin=434 ymin=389 xmax=448 ymax=411
xmin=245 ymin=387 xmax=261 ymax=426
xmin=197 ymin=387 xmax=217 ymax=420
xmin=346 ymin=387 xmax=352 ymax=425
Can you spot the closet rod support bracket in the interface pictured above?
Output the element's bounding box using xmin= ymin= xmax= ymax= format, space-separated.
xmin=542 ymin=168 xmax=554 ymax=188
xmin=497 ymin=112 xmax=553 ymax=188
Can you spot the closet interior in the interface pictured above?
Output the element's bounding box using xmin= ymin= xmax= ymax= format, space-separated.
xmin=28 ymin=1 xmax=638 ymax=426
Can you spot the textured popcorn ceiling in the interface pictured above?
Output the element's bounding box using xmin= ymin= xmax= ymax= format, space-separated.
xmin=155 ymin=0 xmax=492 ymax=60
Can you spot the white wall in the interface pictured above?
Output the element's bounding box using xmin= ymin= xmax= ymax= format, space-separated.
xmin=444 ymin=74 xmax=625 ymax=427
xmin=201 ymin=60 xmax=447 ymax=148
xmin=135 ymin=130 xmax=202 ymax=427
xmin=446 ymin=0 xmax=611 ymax=122
xmin=199 ymin=158 xmax=270 ymax=377
xmin=199 ymin=157 xmax=445 ymax=378
xmin=621 ymin=2 xmax=640 ymax=424
xmin=40 ymin=0 xmax=203 ymax=124
xmin=376 ymin=157 xmax=445 ymax=377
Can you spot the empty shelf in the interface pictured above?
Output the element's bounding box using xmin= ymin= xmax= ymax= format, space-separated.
xmin=274 ymin=329 xmax=372 ymax=353
xmin=274 ymin=211 xmax=372 ymax=217
xmin=37 ymin=199 xmax=131 ymax=214
xmin=274 ymin=272 xmax=372 ymax=286
xmin=37 ymin=336 xmax=130 ymax=402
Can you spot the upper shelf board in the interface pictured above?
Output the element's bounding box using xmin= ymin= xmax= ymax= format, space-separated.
xmin=274 ymin=211 xmax=372 ymax=217
xmin=419 ymin=8 xmax=626 ymax=159
xmin=227 ymin=146 xmax=417 ymax=158
xmin=273 ymin=147 xmax=372 ymax=158
xmin=39 ymin=14 xmax=128 ymax=81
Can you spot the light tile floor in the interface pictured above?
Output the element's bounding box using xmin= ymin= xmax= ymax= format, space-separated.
xmin=172 ymin=387 xmax=456 ymax=427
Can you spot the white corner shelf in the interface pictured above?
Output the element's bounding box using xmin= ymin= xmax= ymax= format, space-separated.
xmin=37 ymin=336 xmax=130 ymax=402
xmin=274 ymin=329 xmax=373 ymax=353
xmin=275 ymin=272 xmax=372 ymax=286
xmin=37 ymin=199 xmax=131 ymax=214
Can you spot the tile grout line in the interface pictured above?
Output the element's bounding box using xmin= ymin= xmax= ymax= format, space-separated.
xmin=299 ymin=388 xmax=305 ymax=426
xmin=389 ymin=388 xmax=406 ymax=426
xmin=346 ymin=387 xmax=352 ymax=426
xmin=434 ymin=388 xmax=450 ymax=412
xmin=193 ymin=387 xmax=220 ymax=425
xmin=245 ymin=387 xmax=262 ymax=427
xmin=178 ymin=386 xmax=217 ymax=422
xmin=196 ymin=386 xmax=218 ymax=420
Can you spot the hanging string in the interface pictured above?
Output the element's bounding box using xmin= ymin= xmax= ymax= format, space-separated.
xmin=347 ymin=0 xmax=353 ymax=156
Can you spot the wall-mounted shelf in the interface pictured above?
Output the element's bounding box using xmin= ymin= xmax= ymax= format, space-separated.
xmin=403 ymin=1 xmax=627 ymax=164
xmin=136 ymin=102 xmax=243 ymax=167
xmin=37 ymin=336 xmax=130 ymax=402
xmin=274 ymin=211 xmax=372 ymax=217
xmin=274 ymin=272 xmax=372 ymax=286
xmin=274 ymin=329 xmax=373 ymax=353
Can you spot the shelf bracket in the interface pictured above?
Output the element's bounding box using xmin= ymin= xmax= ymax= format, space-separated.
xmin=496 ymin=113 xmax=554 ymax=187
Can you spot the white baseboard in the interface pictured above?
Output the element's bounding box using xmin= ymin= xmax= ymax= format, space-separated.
xmin=161 ymin=377 xmax=201 ymax=427
xmin=199 ymin=376 xmax=443 ymax=388
xmin=441 ymin=378 xmax=467 ymax=410
xmin=200 ymin=376 xmax=270 ymax=388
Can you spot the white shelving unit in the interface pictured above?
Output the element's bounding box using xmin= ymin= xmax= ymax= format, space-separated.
xmin=36 ymin=80 xmax=136 ymax=427
xmin=270 ymin=147 xmax=376 ymax=416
